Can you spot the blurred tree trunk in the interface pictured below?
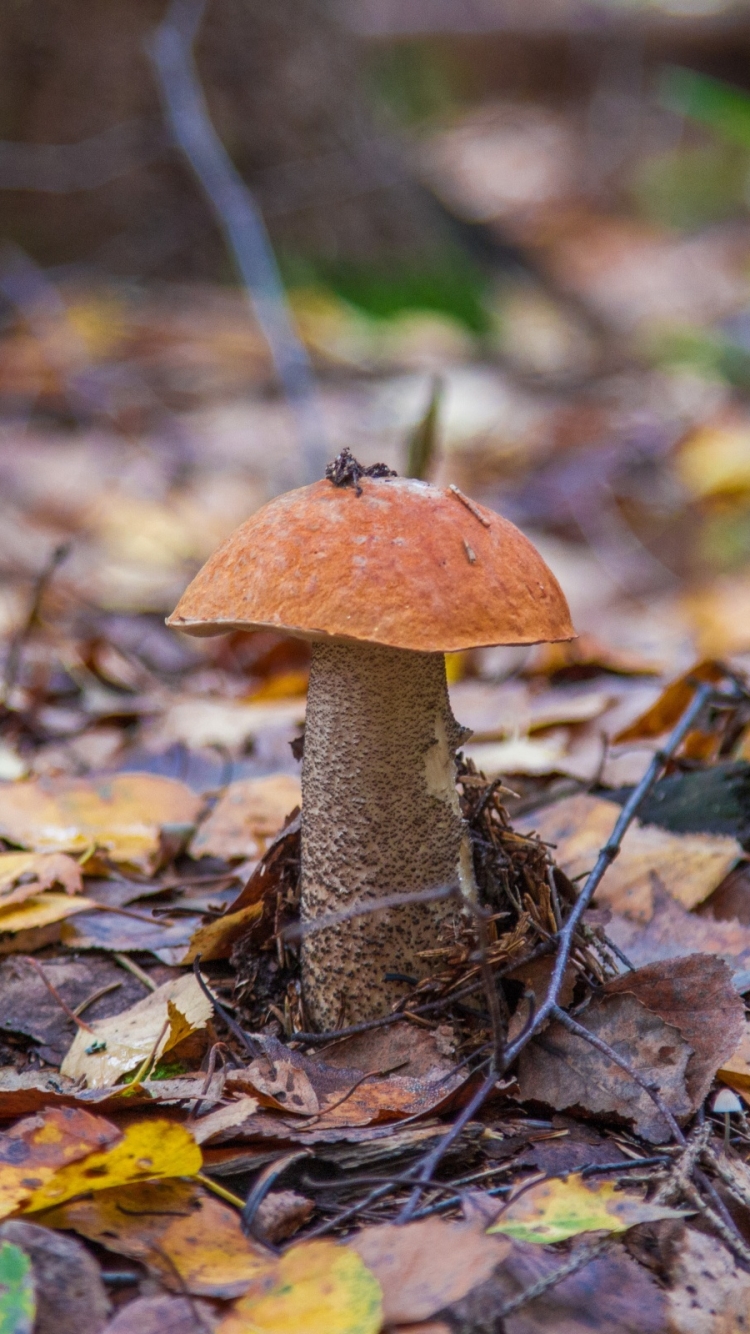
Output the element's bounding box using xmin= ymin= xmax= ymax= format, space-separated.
xmin=0 ymin=0 xmax=436 ymax=276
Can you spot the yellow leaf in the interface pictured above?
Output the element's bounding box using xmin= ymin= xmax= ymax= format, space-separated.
xmin=218 ymin=1239 xmax=382 ymax=1334
xmin=488 ymin=1173 xmax=685 ymax=1244
xmin=61 ymin=973 xmax=213 ymax=1088
xmin=22 ymin=1119 xmax=202 ymax=1212
xmin=0 ymin=851 xmax=82 ymax=907
xmin=182 ymin=901 xmax=264 ymax=965
xmin=719 ymin=1020 xmax=750 ymax=1091
xmin=677 ymin=421 xmax=750 ymax=498
xmin=43 ymin=1179 xmax=270 ymax=1299
xmin=191 ymin=774 xmax=301 ymax=862
xmin=0 ymin=1106 xmax=120 ymax=1220
xmin=0 ymin=892 xmax=97 ymax=935
xmin=0 ymin=774 xmax=202 ymax=873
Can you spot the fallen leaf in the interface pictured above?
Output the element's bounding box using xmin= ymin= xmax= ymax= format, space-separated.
xmin=0 ymin=893 xmax=98 ymax=942
xmin=0 ymin=852 xmax=82 ymax=908
xmin=449 ymin=1235 xmax=668 ymax=1334
xmin=217 ymin=1238 xmax=382 ymax=1334
xmin=519 ymin=794 xmax=740 ymax=922
xmin=608 ymin=885 xmax=750 ymax=974
xmin=517 ymin=991 xmax=694 ymax=1143
xmin=148 ymin=698 xmax=304 ymax=753
xmin=253 ymin=1190 xmax=314 ymax=1244
xmin=22 ymin=1118 xmax=202 ymax=1212
xmin=0 ymin=956 xmax=145 ymax=1064
xmin=605 ymin=954 xmax=744 ymax=1106
xmin=45 ymin=1179 xmax=270 ymax=1299
xmin=0 ymin=1220 xmax=109 ymax=1334
xmin=101 ymin=1295 xmax=217 ymax=1334
xmin=488 ymin=1173 xmax=684 ymax=1244
xmin=613 ymin=660 xmax=724 ymax=744
xmin=182 ymin=900 xmax=264 ymax=965
xmin=666 ymin=1225 xmax=750 ymax=1333
xmin=191 ymin=775 xmax=301 ymax=861
xmin=349 ymin=1218 xmax=510 ymax=1325
xmin=718 ymin=1021 xmax=750 ymax=1091
xmin=61 ymin=973 xmax=213 ymax=1088
xmin=522 ymin=632 xmax=662 ymax=680
xmin=518 ymin=955 xmax=743 ymax=1142
xmin=0 ymin=1241 xmax=34 ymax=1334
xmin=0 ymin=774 xmax=202 ymax=873
xmin=0 ymin=1107 xmax=120 ymax=1219
xmin=223 ymin=1035 xmax=467 ymax=1131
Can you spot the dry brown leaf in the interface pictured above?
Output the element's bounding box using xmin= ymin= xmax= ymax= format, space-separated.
xmin=148 ymin=697 xmax=305 ymax=753
xmin=253 ymin=1189 xmax=314 ymax=1244
xmin=522 ymin=632 xmax=663 ymax=680
xmin=518 ymin=955 xmax=742 ymax=1142
xmin=666 ymin=1226 xmax=750 ymax=1333
xmin=0 ymin=1219 xmax=110 ymax=1334
xmin=517 ymin=990 xmax=694 ymax=1143
xmin=0 ymin=774 xmax=201 ymax=872
xmin=45 ymin=1178 xmax=270 ymax=1299
xmin=605 ymin=954 xmax=744 ymax=1107
xmin=449 ymin=1235 xmax=668 ymax=1334
xmin=613 ymin=660 xmax=724 ymax=744
xmin=190 ymin=1095 xmax=261 ymax=1145
xmin=61 ymin=973 xmax=213 ymax=1088
xmin=0 ymin=852 xmax=82 ymax=907
xmin=350 ymin=1218 xmax=510 ymax=1325
xmin=608 ymin=887 xmax=750 ymax=974
xmin=191 ymin=774 xmax=301 ymax=861
xmin=102 ymin=1295 xmax=218 ymax=1334
xmin=224 ymin=1036 xmax=467 ymax=1131
xmin=519 ymin=794 xmax=740 ymax=922
xmin=0 ymin=1106 xmax=120 ymax=1218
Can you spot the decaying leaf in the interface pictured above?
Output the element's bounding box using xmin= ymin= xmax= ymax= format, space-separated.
xmin=520 ymin=795 xmax=740 ymax=921
xmin=488 ymin=1173 xmax=685 ymax=1244
xmin=0 ymin=774 xmax=202 ymax=873
xmin=0 ymin=853 xmax=82 ymax=908
xmin=0 ymin=1241 xmax=34 ymax=1334
xmin=0 ymin=1220 xmax=109 ymax=1334
xmin=518 ymin=955 xmax=743 ymax=1142
xmin=613 ymin=660 xmax=724 ymax=744
xmin=45 ymin=1179 xmax=270 ymax=1299
xmin=605 ymin=954 xmax=744 ymax=1107
xmin=0 ymin=1107 xmax=120 ymax=1219
xmin=101 ymin=1295 xmax=216 ymax=1334
xmin=450 ymin=1234 xmax=668 ymax=1334
xmin=0 ymin=956 xmax=145 ymax=1065
xmin=22 ymin=1119 xmax=202 ymax=1212
xmin=191 ymin=774 xmax=301 ymax=861
xmin=217 ymin=1238 xmax=382 ymax=1334
xmin=350 ymin=1218 xmax=510 ymax=1325
xmin=182 ymin=900 xmax=264 ymax=965
xmin=666 ymin=1225 xmax=750 ymax=1333
xmin=61 ymin=973 xmax=213 ymax=1088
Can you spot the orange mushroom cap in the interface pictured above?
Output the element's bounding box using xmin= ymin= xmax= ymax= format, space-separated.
xmin=167 ymin=476 xmax=575 ymax=653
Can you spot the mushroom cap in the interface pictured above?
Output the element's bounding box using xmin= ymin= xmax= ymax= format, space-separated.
xmin=167 ymin=476 xmax=575 ymax=652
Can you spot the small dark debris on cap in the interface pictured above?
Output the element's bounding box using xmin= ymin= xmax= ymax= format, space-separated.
xmin=325 ymin=448 xmax=396 ymax=496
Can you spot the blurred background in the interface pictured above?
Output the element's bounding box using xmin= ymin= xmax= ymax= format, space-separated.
xmin=3 ymin=0 xmax=750 ymax=799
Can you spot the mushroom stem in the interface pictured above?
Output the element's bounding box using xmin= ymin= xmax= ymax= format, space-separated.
xmin=300 ymin=639 xmax=473 ymax=1031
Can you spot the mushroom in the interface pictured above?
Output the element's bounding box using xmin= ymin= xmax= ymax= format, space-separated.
xmin=167 ymin=453 xmax=574 ymax=1031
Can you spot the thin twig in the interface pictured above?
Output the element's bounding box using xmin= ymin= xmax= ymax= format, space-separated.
xmin=497 ymin=1237 xmax=611 ymax=1319
xmin=397 ymin=1068 xmax=499 ymax=1223
xmin=500 ymin=679 xmax=717 ymax=1072
xmin=21 ymin=955 xmax=95 ymax=1033
xmin=147 ymin=0 xmax=327 ymax=484
xmin=192 ymin=956 xmax=261 ymax=1058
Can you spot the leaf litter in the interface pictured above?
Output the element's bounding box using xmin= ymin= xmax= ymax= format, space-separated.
xmin=8 ymin=68 xmax=750 ymax=1331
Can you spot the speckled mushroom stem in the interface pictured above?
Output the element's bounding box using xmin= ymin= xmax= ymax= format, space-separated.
xmin=300 ymin=639 xmax=474 ymax=1031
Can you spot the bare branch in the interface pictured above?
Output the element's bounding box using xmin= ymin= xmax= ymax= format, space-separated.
xmin=147 ymin=0 xmax=327 ymax=484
